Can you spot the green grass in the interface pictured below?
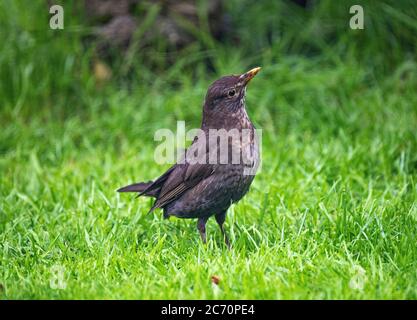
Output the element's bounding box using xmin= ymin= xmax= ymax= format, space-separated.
xmin=1 ymin=0 xmax=417 ymax=299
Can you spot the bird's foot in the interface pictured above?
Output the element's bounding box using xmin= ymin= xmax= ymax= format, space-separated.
xmin=197 ymin=217 xmax=208 ymax=244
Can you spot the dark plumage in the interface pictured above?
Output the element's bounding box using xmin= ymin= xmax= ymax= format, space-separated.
xmin=118 ymin=67 xmax=261 ymax=247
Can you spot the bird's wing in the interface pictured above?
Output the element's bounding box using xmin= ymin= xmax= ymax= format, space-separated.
xmin=138 ymin=164 xmax=176 ymax=197
xmin=149 ymin=162 xmax=215 ymax=211
xmin=147 ymin=134 xmax=217 ymax=211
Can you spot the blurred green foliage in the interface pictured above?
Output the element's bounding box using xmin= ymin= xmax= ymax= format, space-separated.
xmin=1 ymin=0 xmax=416 ymax=112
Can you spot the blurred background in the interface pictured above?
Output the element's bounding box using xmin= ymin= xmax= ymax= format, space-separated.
xmin=1 ymin=0 xmax=416 ymax=163
xmin=1 ymin=0 xmax=417 ymax=299
xmin=1 ymin=0 xmax=416 ymax=139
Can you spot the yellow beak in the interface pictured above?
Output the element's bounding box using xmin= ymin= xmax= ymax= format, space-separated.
xmin=240 ymin=67 xmax=261 ymax=85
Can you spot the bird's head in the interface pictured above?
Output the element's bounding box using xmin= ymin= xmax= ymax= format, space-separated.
xmin=202 ymin=67 xmax=261 ymax=125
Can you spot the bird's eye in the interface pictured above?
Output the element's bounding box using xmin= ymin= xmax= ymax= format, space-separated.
xmin=228 ymin=89 xmax=236 ymax=97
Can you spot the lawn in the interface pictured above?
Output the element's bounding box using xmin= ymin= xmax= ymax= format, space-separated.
xmin=1 ymin=0 xmax=417 ymax=299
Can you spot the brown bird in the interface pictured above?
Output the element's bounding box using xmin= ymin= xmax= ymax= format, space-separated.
xmin=118 ymin=67 xmax=261 ymax=247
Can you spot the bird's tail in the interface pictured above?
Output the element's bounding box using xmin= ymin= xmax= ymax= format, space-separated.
xmin=117 ymin=181 xmax=158 ymax=197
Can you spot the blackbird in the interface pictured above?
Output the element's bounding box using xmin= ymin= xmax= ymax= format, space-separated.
xmin=118 ymin=67 xmax=261 ymax=247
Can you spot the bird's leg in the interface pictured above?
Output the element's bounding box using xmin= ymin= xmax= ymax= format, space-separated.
xmin=197 ymin=217 xmax=208 ymax=244
xmin=215 ymin=211 xmax=230 ymax=249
